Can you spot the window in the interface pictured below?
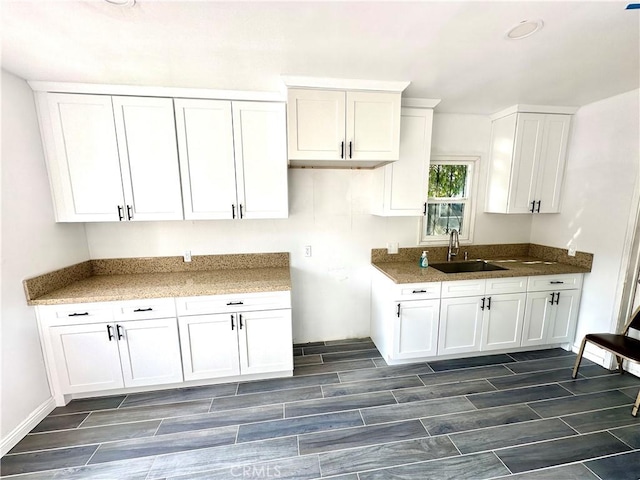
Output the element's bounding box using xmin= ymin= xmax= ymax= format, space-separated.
xmin=419 ymin=155 xmax=478 ymax=245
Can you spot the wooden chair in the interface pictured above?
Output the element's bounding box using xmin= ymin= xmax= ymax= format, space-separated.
xmin=572 ymin=305 xmax=640 ymax=416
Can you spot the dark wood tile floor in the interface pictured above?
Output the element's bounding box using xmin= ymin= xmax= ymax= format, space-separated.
xmin=2 ymin=339 xmax=640 ymax=479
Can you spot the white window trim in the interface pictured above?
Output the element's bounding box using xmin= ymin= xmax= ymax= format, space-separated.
xmin=418 ymin=155 xmax=479 ymax=246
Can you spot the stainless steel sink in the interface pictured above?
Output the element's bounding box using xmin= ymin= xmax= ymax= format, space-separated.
xmin=430 ymin=261 xmax=507 ymax=274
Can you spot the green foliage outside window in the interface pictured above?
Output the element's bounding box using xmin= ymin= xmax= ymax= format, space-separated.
xmin=428 ymin=165 xmax=468 ymax=199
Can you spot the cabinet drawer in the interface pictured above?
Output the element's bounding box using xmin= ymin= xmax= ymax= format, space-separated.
xmin=441 ymin=280 xmax=486 ymax=298
xmin=393 ymin=282 xmax=441 ymax=300
xmin=485 ymin=277 xmax=527 ymax=295
xmin=113 ymin=298 xmax=176 ymax=320
xmin=37 ymin=303 xmax=114 ymax=326
xmin=527 ymin=274 xmax=583 ymax=292
xmin=176 ymin=291 xmax=291 ymax=316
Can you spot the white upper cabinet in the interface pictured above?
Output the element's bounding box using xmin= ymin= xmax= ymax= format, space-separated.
xmin=175 ymin=99 xmax=288 ymax=220
xmin=485 ymin=107 xmax=573 ymax=214
xmin=286 ymin=83 xmax=407 ymax=168
xmin=112 ymin=96 xmax=184 ymax=221
xmin=37 ymin=93 xmax=125 ymax=222
xmin=372 ymin=107 xmax=434 ymax=216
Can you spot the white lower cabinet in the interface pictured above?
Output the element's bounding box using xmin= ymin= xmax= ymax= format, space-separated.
xmin=238 ymin=309 xmax=293 ymax=375
xmin=394 ymin=299 xmax=440 ymax=360
xmin=49 ymin=317 xmax=183 ymax=394
xmin=481 ymin=293 xmax=526 ymax=351
xmin=522 ymin=289 xmax=581 ymax=347
xmin=438 ymin=296 xmax=484 ymax=355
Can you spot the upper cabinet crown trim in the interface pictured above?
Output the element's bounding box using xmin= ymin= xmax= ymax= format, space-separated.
xmin=28 ymin=81 xmax=285 ymax=102
xmin=490 ymin=104 xmax=579 ymax=121
xmin=401 ymin=98 xmax=441 ymax=109
xmin=281 ymin=76 xmax=410 ymax=93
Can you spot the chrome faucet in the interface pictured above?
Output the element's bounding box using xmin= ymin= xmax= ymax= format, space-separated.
xmin=447 ymin=229 xmax=460 ymax=262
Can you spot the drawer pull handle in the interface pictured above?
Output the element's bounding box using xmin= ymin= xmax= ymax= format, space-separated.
xmin=226 ymin=301 xmax=244 ymax=306
xmin=106 ymin=325 xmax=115 ymax=341
xmin=69 ymin=312 xmax=89 ymax=317
xmin=550 ymin=281 xmax=564 ymax=284
xmin=239 ymin=314 xmax=244 ymax=329
xmin=412 ymin=289 xmax=427 ymax=294
xmin=133 ymin=308 xmax=153 ymax=312
xmin=116 ymin=324 xmax=124 ymax=340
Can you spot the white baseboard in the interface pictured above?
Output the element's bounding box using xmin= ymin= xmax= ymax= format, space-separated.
xmin=1 ymin=397 xmax=56 ymax=456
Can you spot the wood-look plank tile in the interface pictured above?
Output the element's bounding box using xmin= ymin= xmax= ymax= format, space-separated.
xmin=504 ymin=463 xmax=599 ymax=479
xmin=294 ymin=354 xmax=323 ymax=367
xmin=320 ymin=349 xmax=382 ymax=363
xmin=419 ymin=365 xmax=513 ymax=385
xmin=324 ymin=337 xmax=372 ymax=346
xmin=318 ymin=436 xmax=459 ymax=477
xmin=302 ymin=342 xmax=376 ymax=355
xmin=322 ymin=376 xmax=423 ymax=398
xmin=293 ymin=347 xmax=303 ymax=356
xmin=1 ymin=457 xmax=155 ymax=480
xmin=120 ymin=384 xmax=237 ymax=408
xmin=361 ymin=396 xmax=475 ymax=425
xmin=293 ymin=359 xmax=376 ymax=376
xmin=285 ymin=391 xmax=396 ymax=418
xmin=508 ymin=348 xmax=575 ymax=361
xmin=31 ymin=413 xmax=89 ymax=433
xmin=584 ymin=451 xmax=640 ymax=480
xmin=165 ymin=454 xmax=321 ymax=480
xmin=609 ymin=424 xmax=640 ymax=448
xmin=357 ymin=451 xmax=508 ymax=480
xmin=421 ymin=404 xmax=540 ymax=436
xmin=236 ymin=373 xmax=339 ymax=395
xmin=156 ymin=405 xmax=283 ymax=436
xmin=506 ymin=355 xmax=589 ymax=374
xmin=210 ymin=386 xmax=322 ymax=412
xmin=237 ymin=410 xmax=363 ymax=443
xmin=427 ymin=354 xmax=514 ymax=372
xmin=561 ymin=405 xmax=640 ymax=433
xmin=146 ymin=436 xmax=299 ymax=479
xmin=293 ymin=341 xmax=325 ymax=348
xmin=619 ymin=386 xmax=639 ymax=400
xmin=495 ymin=431 xmax=631 ymax=474
xmin=560 ymin=374 xmax=640 ymax=394
xmin=468 ymin=384 xmax=573 ymax=409
xmin=298 ymin=419 xmax=427 ymax=455
xmin=527 ymin=390 xmax=633 ymax=418
xmin=0 ymin=445 xmax=98 ymax=476
xmin=578 ymin=364 xmax=619 ymax=377
xmin=487 ymin=368 xmax=576 ymax=390
xmin=338 ymin=363 xmax=433 ymax=383
xmin=88 ymin=426 xmax=238 ymax=464
xmin=449 ymin=418 xmax=577 ymax=454
xmin=81 ymin=400 xmax=212 ymax=428
xmin=49 ymin=396 xmax=126 ymax=416
xmin=9 ymin=420 xmax=160 ymax=454
xmin=373 ymin=358 xmax=388 ymax=367
xmin=393 ymin=379 xmax=496 ymax=403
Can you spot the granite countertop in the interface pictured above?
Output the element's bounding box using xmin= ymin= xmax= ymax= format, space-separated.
xmin=25 ymin=253 xmax=291 ymax=306
xmin=373 ymin=256 xmax=591 ymax=284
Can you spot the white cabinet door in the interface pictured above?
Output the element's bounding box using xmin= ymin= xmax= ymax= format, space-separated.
xmin=481 ymin=293 xmax=526 ymax=351
xmin=287 ymin=89 xmax=345 ymax=161
xmin=548 ymin=289 xmax=581 ymax=344
xmin=346 ymin=91 xmax=401 ymax=162
xmin=178 ymin=314 xmax=240 ymax=381
xmin=174 ymin=99 xmax=237 ymax=220
xmin=372 ymin=107 xmax=433 ymax=216
xmin=508 ymin=113 xmax=544 ymax=214
xmin=438 ymin=296 xmax=484 ymax=355
xmin=522 ymin=291 xmax=556 ymax=347
xmin=38 ymin=93 xmax=125 ymax=222
xmin=238 ymin=309 xmax=293 ymax=375
xmin=49 ymin=323 xmax=124 ymax=394
xmin=233 ymin=102 xmax=288 ymax=219
xmin=112 ymin=97 xmax=184 ymax=221
xmin=394 ymin=299 xmax=440 ymax=360
xmin=118 ymin=318 xmax=183 ymax=388
xmin=535 ymin=115 xmax=571 ymax=214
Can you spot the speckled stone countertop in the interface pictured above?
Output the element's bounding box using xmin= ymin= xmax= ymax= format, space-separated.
xmin=25 ymin=253 xmax=291 ymax=306
xmin=372 ymin=244 xmax=592 ymax=284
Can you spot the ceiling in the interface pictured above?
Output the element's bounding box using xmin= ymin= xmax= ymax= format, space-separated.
xmin=2 ymin=1 xmax=639 ymax=113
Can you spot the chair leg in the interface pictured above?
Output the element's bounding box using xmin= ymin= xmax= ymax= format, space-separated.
xmin=616 ymin=356 xmax=624 ymax=374
xmin=632 ymin=389 xmax=640 ymax=417
xmin=572 ymin=337 xmax=587 ymax=379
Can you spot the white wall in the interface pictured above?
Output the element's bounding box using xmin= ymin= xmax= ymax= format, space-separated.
xmin=85 ymin=113 xmax=528 ymax=343
xmin=0 ymin=70 xmax=90 ymax=448
xmin=530 ymin=89 xmax=640 ymax=356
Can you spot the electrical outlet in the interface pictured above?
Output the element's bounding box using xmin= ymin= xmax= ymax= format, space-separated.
xmin=183 ymin=250 xmax=192 ymax=262
xmin=568 ymin=245 xmax=577 ymax=257
xmin=387 ymin=242 xmax=399 ymax=254
xmin=304 ymin=245 xmax=312 ymax=257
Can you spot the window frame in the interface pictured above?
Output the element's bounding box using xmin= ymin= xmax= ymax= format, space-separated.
xmin=418 ymin=155 xmax=479 ymax=246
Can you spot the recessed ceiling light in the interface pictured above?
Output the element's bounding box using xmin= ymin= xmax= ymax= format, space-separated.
xmin=505 ymin=20 xmax=544 ymax=40
xmin=104 ymin=0 xmax=136 ymax=6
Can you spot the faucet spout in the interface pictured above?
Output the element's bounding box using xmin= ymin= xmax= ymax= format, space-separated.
xmin=447 ymin=229 xmax=460 ymax=262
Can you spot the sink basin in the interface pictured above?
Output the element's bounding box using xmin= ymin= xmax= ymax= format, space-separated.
xmin=430 ymin=261 xmax=507 ymax=274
